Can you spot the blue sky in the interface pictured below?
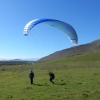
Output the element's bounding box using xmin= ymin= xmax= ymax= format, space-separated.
xmin=0 ymin=0 xmax=100 ymax=59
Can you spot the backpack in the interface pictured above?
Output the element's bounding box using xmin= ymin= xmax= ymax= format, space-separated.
xmin=51 ymin=73 xmax=55 ymax=79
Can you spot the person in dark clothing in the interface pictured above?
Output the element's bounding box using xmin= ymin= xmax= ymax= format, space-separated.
xmin=29 ymin=71 xmax=34 ymax=84
xmin=48 ymin=72 xmax=55 ymax=84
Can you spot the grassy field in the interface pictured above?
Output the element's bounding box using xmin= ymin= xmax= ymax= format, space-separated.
xmin=0 ymin=51 xmax=100 ymax=100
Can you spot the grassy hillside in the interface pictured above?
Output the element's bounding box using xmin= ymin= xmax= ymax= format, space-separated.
xmin=38 ymin=39 xmax=100 ymax=62
xmin=50 ymin=49 xmax=100 ymax=62
xmin=35 ymin=50 xmax=100 ymax=70
xmin=0 ymin=50 xmax=100 ymax=100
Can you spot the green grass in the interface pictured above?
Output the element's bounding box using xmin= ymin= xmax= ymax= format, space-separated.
xmin=0 ymin=50 xmax=100 ymax=100
xmin=0 ymin=67 xmax=100 ymax=100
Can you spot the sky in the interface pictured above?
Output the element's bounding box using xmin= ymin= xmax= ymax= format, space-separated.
xmin=0 ymin=0 xmax=100 ymax=59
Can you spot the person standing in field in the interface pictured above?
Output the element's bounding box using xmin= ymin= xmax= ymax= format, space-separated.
xmin=48 ymin=72 xmax=55 ymax=84
xmin=29 ymin=71 xmax=34 ymax=84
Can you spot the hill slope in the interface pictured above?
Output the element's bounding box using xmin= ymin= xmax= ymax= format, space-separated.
xmin=38 ymin=39 xmax=100 ymax=62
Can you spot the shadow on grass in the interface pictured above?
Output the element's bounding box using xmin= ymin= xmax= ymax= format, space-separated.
xmin=33 ymin=83 xmax=49 ymax=86
xmin=54 ymin=83 xmax=66 ymax=85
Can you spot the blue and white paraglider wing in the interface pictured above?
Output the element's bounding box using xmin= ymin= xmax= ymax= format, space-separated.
xmin=23 ymin=18 xmax=78 ymax=45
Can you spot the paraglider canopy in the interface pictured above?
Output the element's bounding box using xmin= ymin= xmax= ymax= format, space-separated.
xmin=23 ymin=18 xmax=78 ymax=45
